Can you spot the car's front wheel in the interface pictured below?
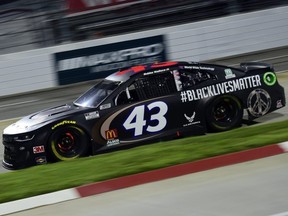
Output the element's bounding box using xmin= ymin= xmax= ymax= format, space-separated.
xmin=48 ymin=125 xmax=89 ymax=161
xmin=206 ymin=95 xmax=243 ymax=132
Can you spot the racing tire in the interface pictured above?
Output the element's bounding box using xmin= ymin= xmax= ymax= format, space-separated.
xmin=206 ymin=95 xmax=243 ymax=132
xmin=48 ymin=125 xmax=89 ymax=161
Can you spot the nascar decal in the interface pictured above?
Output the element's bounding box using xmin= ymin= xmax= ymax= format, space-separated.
xmin=181 ymin=75 xmax=261 ymax=102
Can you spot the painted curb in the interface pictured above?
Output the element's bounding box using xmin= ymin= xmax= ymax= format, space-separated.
xmin=76 ymin=143 xmax=286 ymax=197
xmin=1 ymin=143 xmax=288 ymax=215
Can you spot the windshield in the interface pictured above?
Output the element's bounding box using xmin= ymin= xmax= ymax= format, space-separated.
xmin=74 ymin=80 xmax=120 ymax=108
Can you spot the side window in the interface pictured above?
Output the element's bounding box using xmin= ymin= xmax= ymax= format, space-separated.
xmin=134 ymin=72 xmax=177 ymax=100
xmin=115 ymin=72 xmax=177 ymax=105
xmin=175 ymin=69 xmax=215 ymax=90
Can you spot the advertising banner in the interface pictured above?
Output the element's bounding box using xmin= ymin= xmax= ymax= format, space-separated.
xmin=66 ymin=0 xmax=152 ymax=13
xmin=54 ymin=35 xmax=167 ymax=85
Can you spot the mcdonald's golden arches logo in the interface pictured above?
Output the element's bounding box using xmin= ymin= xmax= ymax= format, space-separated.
xmin=105 ymin=129 xmax=118 ymax=140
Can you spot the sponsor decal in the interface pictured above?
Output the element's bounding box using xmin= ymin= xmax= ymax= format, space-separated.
xmin=276 ymin=100 xmax=284 ymax=108
xmin=51 ymin=120 xmax=76 ymax=130
xmin=224 ymin=69 xmax=236 ymax=79
xmin=105 ymin=129 xmax=118 ymax=140
xmin=263 ymin=72 xmax=277 ymax=86
xmin=33 ymin=145 xmax=45 ymax=154
xmin=180 ymin=75 xmax=261 ymax=103
xmin=182 ymin=65 xmax=215 ymax=71
xmin=183 ymin=112 xmax=200 ymax=127
xmin=35 ymin=156 xmax=47 ymax=165
xmin=184 ymin=112 xmax=195 ymax=123
xmin=247 ymin=89 xmax=271 ymax=117
xmin=100 ymin=103 xmax=111 ymax=110
xmin=105 ymin=129 xmax=120 ymax=147
xmin=107 ymin=139 xmax=120 ymax=147
xmin=54 ymin=36 xmax=167 ymax=85
xmin=143 ymin=68 xmax=170 ymax=76
xmin=84 ymin=111 xmax=99 ymax=120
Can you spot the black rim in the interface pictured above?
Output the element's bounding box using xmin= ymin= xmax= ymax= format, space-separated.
xmin=57 ymin=132 xmax=76 ymax=154
xmin=212 ymin=99 xmax=237 ymax=124
xmin=51 ymin=127 xmax=86 ymax=160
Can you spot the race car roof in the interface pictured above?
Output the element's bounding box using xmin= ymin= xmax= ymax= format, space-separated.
xmin=105 ymin=61 xmax=189 ymax=82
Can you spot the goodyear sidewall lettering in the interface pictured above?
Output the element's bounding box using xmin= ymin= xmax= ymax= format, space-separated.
xmin=51 ymin=120 xmax=76 ymax=130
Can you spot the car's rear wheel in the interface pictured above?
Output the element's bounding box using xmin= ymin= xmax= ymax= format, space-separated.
xmin=206 ymin=95 xmax=243 ymax=132
xmin=48 ymin=125 xmax=89 ymax=161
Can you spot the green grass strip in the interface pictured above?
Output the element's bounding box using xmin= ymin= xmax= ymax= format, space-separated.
xmin=1 ymin=120 xmax=288 ymax=203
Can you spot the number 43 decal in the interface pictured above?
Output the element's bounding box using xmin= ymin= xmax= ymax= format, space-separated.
xmin=123 ymin=101 xmax=168 ymax=136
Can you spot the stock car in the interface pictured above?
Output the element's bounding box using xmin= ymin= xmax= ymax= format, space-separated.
xmin=2 ymin=61 xmax=285 ymax=169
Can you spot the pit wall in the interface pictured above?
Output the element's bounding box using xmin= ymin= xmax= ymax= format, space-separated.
xmin=0 ymin=6 xmax=287 ymax=97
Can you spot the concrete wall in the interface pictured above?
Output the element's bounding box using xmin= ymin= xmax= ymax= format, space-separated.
xmin=0 ymin=6 xmax=287 ymax=97
xmin=167 ymin=6 xmax=288 ymax=61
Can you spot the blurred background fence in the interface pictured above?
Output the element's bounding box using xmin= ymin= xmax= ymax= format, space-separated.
xmin=0 ymin=0 xmax=287 ymax=55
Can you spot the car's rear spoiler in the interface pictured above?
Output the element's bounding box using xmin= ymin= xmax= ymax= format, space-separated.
xmin=240 ymin=62 xmax=274 ymax=72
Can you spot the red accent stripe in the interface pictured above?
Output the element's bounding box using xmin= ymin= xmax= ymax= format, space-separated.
xmin=116 ymin=69 xmax=130 ymax=76
xmin=116 ymin=66 xmax=146 ymax=75
xmin=76 ymin=144 xmax=284 ymax=197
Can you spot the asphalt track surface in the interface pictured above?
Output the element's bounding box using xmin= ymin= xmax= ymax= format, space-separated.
xmin=7 ymin=153 xmax=288 ymax=216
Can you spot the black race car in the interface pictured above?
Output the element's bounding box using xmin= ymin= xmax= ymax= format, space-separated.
xmin=2 ymin=61 xmax=285 ymax=169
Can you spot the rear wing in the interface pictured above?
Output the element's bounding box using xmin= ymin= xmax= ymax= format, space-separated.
xmin=240 ymin=62 xmax=274 ymax=73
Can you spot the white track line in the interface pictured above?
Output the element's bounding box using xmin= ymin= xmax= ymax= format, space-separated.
xmin=269 ymin=211 xmax=288 ymax=216
xmin=278 ymin=142 xmax=288 ymax=152
xmin=0 ymin=99 xmax=39 ymax=108
xmin=0 ymin=189 xmax=79 ymax=215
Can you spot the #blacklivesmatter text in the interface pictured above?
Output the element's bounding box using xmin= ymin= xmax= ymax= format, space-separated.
xmin=181 ymin=75 xmax=261 ymax=102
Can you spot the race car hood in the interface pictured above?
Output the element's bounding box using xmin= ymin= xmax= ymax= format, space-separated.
xmin=3 ymin=104 xmax=81 ymax=134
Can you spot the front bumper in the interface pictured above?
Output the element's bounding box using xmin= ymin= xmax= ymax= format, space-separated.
xmin=2 ymin=144 xmax=33 ymax=170
xmin=2 ymin=134 xmax=47 ymax=170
